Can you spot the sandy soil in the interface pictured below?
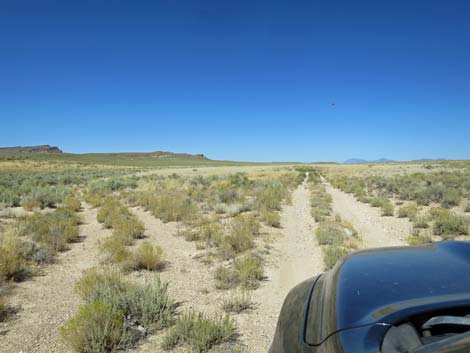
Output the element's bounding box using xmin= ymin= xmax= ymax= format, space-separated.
xmin=324 ymin=180 xmax=409 ymax=248
xmin=0 ymin=205 xmax=110 ymax=353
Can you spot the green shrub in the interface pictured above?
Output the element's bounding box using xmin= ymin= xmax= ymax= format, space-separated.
xmin=0 ymin=232 xmax=29 ymax=282
xmin=219 ymin=215 xmax=258 ymax=257
xmin=370 ymin=196 xmax=388 ymax=208
xmin=323 ymin=245 xmax=348 ymax=269
xmin=67 ymin=269 xmax=174 ymax=352
xmin=442 ymin=188 xmax=461 ymax=208
xmin=83 ymin=191 xmax=104 ymax=208
xmin=63 ymin=196 xmax=81 ymax=212
xmin=407 ymin=231 xmax=433 ymax=245
xmin=381 ymin=202 xmax=394 ymax=216
xmin=433 ymin=212 xmax=469 ymax=239
xmin=234 ymin=254 xmax=264 ymax=289
xmin=161 ymin=311 xmax=235 ymax=353
xmin=100 ymin=237 xmax=132 ymax=265
xmin=398 ymin=203 xmax=419 ymax=220
xmin=60 ymin=300 xmax=125 ymax=353
xmin=464 ymin=201 xmax=470 ymax=213
xmin=112 ymin=217 xmax=145 ymax=245
xmin=259 ymin=208 xmax=281 ymax=228
xmin=222 ymin=291 xmax=253 ymax=313
xmin=21 ymin=198 xmax=42 ymax=211
xmin=132 ymin=242 xmax=164 ymax=271
xmin=75 ymin=267 xmax=126 ymax=300
xmin=315 ymin=222 xmax=345 ymax=246
xmin=17 ymin=209 xmax=80 ymax=252
xmin=0 ymin=188 xmax=21 ymax=207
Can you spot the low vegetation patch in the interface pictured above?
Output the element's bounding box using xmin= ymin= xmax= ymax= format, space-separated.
xmin=222 ymin=291 xmax=254 ymax=313
xmin=62 ymin=268 xmax=174 ymax=353
xmin=161 ymin=311 xmax=235 ymax=353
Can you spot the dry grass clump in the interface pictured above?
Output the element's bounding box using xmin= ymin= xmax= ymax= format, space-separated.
xmin=21 ymin=198 xmax=42 ymax=211
xmin=0 ymin=231 xmax=29 ymax=282
xmin=258 ymin=208 xmax=281 ymax=228
xmin=463 ymin=200 xmax=470 ymax=213
xmin=132 ymin=241 xmax=164 ymax=271
xmin=432 ymin=211 xmax=469 ymax=239
xmin=381 ymin=201 xmax=394 ymax=217
xmin=62 ymin=268 xmax=174 ymax=353
xmin=222 ymin=291 xmax=254 ymax=313
xmin=398 ymin=203 xmax=419 ymax=220
xmin=63 ymin=195 xmax=81 ymax=212
xmin=136 ymin=185 xmax=196 ymax=223
xmin=407 ymin=229 xmax=433 ymax=245
xmin=83 ymin=191 xmax=105 ymax=208
xmin=233 ymin=254 xmax=264 ymax=289
xmin=97 ymin=197 xmax=144 ymax=244
xmin=309 ymin=184 xmax=332 ymax=222
xmin=214 ymin=254 xmax=264 ymax=290
xmin=161 ymin=311 xmax=235 ymax=353
xmin=17 ymin=208 xmax=80 ymax=252
xmin=218 ymin=215 xmax=259 ymax=258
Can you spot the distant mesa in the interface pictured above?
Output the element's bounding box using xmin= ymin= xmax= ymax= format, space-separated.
xmin=344 ymin=158 xmax=395 ymax=164
xmin=0 ymin=145 xmax=63 ymax=154
xmin=147 ymin=151 xmax=208 ymax=159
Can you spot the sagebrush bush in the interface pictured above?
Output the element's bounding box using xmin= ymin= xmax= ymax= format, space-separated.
xmin=0 ymin=232 xmax=29 ymax=282
xmin=63 ymin=196 xmax=81 ymax=212
xmin=21 ymin=198 xmax=42 ymax=211
xmin=407 ymin=230 xmax=433 ymax=245
xmin=324 ymin=245 xmax=348 ymax=270
xmin=464 ymin=201 xmax=470 ymax=213
xmin=100 ymin=237 xmax=132 ymax=265
xmin=433 ymin=212 xmax=469 ymax=239
xmin=161 ymin=311 xmax=235 ymax=353
xmin=60 ymin=300 xmax=125 ymax=353
xmin=398 ymin=203 xmax=419 ymax=220
xmin=65 ymin=269 xmax=174 ymax=353
xmin=381 ymin=202 xmax=394 ymax=216
xmin=132 ymin=242 xmax=164 ymax=271
xmin=315 ymin=222 xmax=345 ymax=246
xmin=83 ymin=191 xmax=105 ymax=208
xmin=17 ymin=209 xmax=80 ymax=252
xmin=234 ymin=254 xmax=264 ymax=289
xmin=219 ymin=215 xmax=258 ymax=258
xmin=75 ymin=267 xmax=126 ymax=299
xmin=259 ymin=208 xmax=281 ymax=228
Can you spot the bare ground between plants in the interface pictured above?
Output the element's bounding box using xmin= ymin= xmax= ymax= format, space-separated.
xmin=0 ymin=204 xmax=110 ymax=353
xmin=324 ymin=180 xmax=409 ymax=248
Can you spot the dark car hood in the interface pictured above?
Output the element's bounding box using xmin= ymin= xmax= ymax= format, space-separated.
xmin=306 ymin=241 xmax=470 ymax=345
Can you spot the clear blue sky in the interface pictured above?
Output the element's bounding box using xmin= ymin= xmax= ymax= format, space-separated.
xmin=1 ymin=1 xmax=469 ymax=162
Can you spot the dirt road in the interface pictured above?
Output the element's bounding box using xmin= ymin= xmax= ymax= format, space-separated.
xmin=239 ymin=177 xmax=324 ymax=352
xmin=324 ymin=181 xmax=409 ymax=248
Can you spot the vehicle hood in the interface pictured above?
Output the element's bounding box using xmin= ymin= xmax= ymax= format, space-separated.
xmin=305 ymin=241 xmax=470 ymax=345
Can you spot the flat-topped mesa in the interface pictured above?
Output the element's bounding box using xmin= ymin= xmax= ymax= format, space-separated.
xmin=0 ymin=145 xmax=63 ymax=154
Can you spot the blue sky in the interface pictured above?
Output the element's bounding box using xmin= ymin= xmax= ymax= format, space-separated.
xmin=1 ymin=0 xmax=469 ymax=162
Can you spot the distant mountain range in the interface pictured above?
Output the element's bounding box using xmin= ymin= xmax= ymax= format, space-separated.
xmin=344 ymin=158 xmax=395 ymax=164
xmin=0 ymin=145 xmax=63 ymax=154
xmin=344 ymin=158 xmax=447 ymax=164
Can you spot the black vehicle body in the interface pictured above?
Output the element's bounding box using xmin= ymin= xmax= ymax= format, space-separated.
xmin=269 ymin=241 xmax=470 ymax=353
